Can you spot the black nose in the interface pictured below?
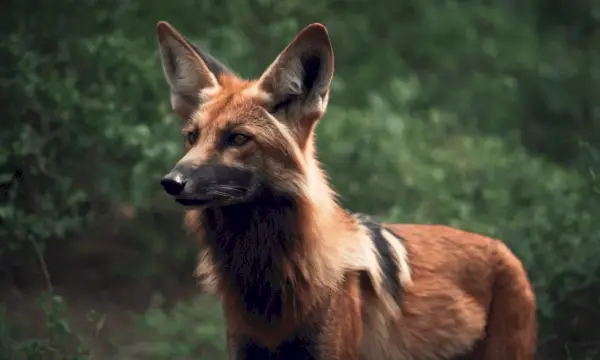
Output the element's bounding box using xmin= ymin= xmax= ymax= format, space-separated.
xmin=160 ymin=171 xmax=186 ymax=196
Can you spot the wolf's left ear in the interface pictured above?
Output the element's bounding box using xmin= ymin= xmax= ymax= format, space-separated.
xmin=156 ymin=21 xmax=233 ymax=120
xmin=257 ymin=23 xmax=334 ymax=124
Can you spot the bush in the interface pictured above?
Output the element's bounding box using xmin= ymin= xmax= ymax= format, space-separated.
xmin=119 ymin=295 xmax=227 ymax=360
xmin=0 ymin=294 xmax=88 ymax=360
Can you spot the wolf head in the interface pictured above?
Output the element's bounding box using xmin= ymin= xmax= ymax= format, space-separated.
xmin=156 ymin=21 xmax=334 ymax=207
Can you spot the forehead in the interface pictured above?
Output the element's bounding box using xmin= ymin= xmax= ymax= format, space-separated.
xmin=192 ymin=75 xmax=270 ymax=129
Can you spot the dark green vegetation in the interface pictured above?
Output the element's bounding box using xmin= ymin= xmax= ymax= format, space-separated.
xmin=1 ymin=0 xmax=599 ymax=359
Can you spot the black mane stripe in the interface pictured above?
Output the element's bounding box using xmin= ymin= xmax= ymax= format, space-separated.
xmin=353 ymin=213 xmax=405 ymax=306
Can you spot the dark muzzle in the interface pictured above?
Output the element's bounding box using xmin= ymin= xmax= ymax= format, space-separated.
xmin=160 ymin=164 xmax=259 ymax=207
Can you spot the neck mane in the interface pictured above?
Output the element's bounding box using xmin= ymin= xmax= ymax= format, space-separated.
xmin=187 ymin=168 xmax=375 ymax=343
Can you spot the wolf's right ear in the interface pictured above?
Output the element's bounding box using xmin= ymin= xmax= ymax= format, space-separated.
xmin=156 ymin=21 xmax=231 ymax=120
xmin=256 ymin=23 xmax=334 ymax=127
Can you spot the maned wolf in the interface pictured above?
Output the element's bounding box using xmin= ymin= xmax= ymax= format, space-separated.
xmin=156 ymin=21 xmax=537 ymax=360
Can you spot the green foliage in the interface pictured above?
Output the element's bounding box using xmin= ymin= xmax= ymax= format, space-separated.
xmin=119 ymin=295 xmax=227 ymax=360
xmin=0 ymin=294 xmax=88 ymax=360
xmin=2 ymin=0 xmax=600 ymax=359
xmin=2 ymin=3 xmax=181 ymax=255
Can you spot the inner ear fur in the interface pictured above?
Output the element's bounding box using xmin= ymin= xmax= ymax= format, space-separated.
xmin=257 ymin=23 xmax=335 ymax=122
xmin=156 ymin=21 xmax=234 ymax=119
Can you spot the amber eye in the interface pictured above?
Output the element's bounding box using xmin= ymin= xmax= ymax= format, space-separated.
xmin=226 ymin=133 xmax=251 ymax=147
xmin=187 ymin=130 xmax=199 ymax=145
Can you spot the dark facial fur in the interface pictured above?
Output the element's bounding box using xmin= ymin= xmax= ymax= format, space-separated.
xmin=161 ymin=163 xmax=262 ymax=207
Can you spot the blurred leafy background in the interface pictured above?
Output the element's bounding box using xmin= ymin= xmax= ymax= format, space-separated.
xmin=1 ymin=0 xmax=599 ymax=359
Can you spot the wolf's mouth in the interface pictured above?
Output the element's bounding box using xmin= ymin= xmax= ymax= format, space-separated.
xmin=174 ymin=197 xmax=211 ymax=207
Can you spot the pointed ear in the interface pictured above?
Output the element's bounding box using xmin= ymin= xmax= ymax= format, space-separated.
xmin=156 ymin=21 xmax=233 ymax=120
xmin=257 ymin=23 xmax=334 ymax=125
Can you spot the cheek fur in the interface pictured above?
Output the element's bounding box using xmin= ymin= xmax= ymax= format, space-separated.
xmin=221 ymin=143 xmax=263 ymax=167
xmin=220 ymin=133 xmax=307 ymax=194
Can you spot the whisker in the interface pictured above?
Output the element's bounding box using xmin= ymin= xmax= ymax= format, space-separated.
xmin=209 ymin=190 xmax=236 ymax=199
xmin=214 ymin=185 xmax=246 ymax=194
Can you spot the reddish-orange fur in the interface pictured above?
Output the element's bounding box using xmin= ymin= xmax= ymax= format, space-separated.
xmin=156 ymin=20 xmax=537 ymax=360
xmin=375 ymin=225 xmax=538 ymax=359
